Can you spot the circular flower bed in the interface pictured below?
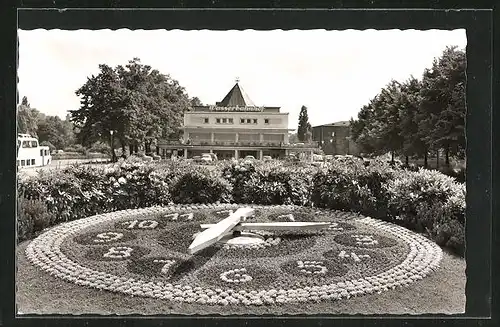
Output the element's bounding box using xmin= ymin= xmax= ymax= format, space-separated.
xmin=25 ymin=204 xmax=443 ymax=306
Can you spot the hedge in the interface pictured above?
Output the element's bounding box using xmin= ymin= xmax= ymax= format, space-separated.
xmin=17 ymin=159 xmax=466 ymax=256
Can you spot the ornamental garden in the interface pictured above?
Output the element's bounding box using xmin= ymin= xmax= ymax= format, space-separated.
xmin=18 ymin=158 xmax=465 ymax=307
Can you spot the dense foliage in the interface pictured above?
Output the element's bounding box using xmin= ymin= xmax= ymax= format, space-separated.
xmin=18 ymin=159 xmax=465 ymax=256
xmin=350 ymin=46 xmax=466 ymax=168
xmin=70 ymin=58 xmax=200 ymax=160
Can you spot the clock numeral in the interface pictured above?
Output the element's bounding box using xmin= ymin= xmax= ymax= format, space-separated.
xmin=121 ymin=219 xmax=159 ymax=229
xmin=93 ymin=232 xmax=124 ymax=243
xmin=153 ymin=259 xmax=176 ymax=275
xmin=103 ymin=246 xmax=134 ymax=259
xmin=338 ymin=250 xmax=370 ymax=262
xmin=220 ymin=268 xmax=253 ymax=283
xmin=297 ymin=260 xmax=327 ymax=275
xmin=164 ymin=213 xmax=194 ymax=221
xmin=352 ymin=234 xmax=378 ymax=246
xmin=328 ymin=222 xmax=343 ymax=232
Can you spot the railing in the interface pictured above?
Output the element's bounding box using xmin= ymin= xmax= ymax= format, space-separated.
xmin=158 ymin=139 xmax=319 ymax=148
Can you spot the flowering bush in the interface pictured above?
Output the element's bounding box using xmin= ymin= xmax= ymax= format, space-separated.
xmin=170 ymin=167 xmax=232 ymax=204
xmin=311 ymin=160 xmax=396 ymax=218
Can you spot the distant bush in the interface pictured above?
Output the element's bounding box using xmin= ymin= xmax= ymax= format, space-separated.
xmin=63 ymin=144 xmax=87 ymax=155
xmin=39 ymin=141 xmax=56 ymax=152
xmin=88 ymin=141 xmax=111 ymax=154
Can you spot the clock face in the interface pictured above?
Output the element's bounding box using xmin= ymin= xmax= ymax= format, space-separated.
xmin=25 ymin=204 xmax=442 ymax=305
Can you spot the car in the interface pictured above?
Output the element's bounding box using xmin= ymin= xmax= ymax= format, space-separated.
xmin=262 ymin=155 xmax=273 ymax=161
xmin=193 ymin=156 xmax=202 ymax=162
xmin=243 ymin=155 xmax=256 ymax=161
xmin=201 ymin=153 xmax=213 ymax=162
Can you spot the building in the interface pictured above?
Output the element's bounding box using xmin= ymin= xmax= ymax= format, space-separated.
xmin=312 ymin=121 xmax=360 ymax=156
xmin=157 ymin=82 xmax=318 ymax=159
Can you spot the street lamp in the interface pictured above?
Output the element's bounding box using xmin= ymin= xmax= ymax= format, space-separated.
xmin=110 ymin=130 xmax=116 ymax=162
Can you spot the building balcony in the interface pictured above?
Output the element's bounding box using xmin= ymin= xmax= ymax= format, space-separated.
xmin=158 ymin=139 xmax=319 ymax=148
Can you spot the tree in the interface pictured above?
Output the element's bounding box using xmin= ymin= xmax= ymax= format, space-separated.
xmin=397 ymin=76 xmax=428 ymax=165
xmin=37 ymin=115 xmax=74 ymax=150
xmin=17 ymin=97 xmax=39 ymax=136
xmin=71 ymin=58 xmax=194 ymax=161
xmin=190 ymin=97 xmax=203 ymax=107
xmin=370 ymin=80 xmax=405 ymax=162
xmin=419 ymin=46 xmax=466 ymax=167
xmin=288 ymin=133 xmax=299 ymax=144
xmin=21 ymin=96 xmax=30 ymax=107
xmin=297 ymin=105 xmax=312 ymax=142
xmin=350 ymin=100 xmax=379 ymax=155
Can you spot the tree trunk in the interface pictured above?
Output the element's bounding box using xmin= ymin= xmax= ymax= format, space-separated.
xmin=445 ymin=145 xmax=450 ymax=167
xmin=156 ymin=146 xmax=160 ymax=155
xmin=405 ymin=156 xmax=409 ymax=166
xmin=424 ymin=152 xmax=428 ymax=169
xmin=134 ymin=144 xmax=138 ymax=153
xmin=129 ymin=144 xmax=134 ymax=155
xmin=436 ymin=149 xmax=439 ymax=170
xmin=391 ymin=151 xmax=394 ymax=164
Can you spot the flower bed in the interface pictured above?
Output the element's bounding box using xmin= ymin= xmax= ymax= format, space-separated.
xmin=18 ymin=159 xmax=465 ymax=255
xmin=25 ymin=204 xmax=443 ymax=306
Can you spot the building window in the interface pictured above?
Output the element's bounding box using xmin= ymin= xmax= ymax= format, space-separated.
xmin=222 ymin=118 xmax=227 ymax=123
xmin=26 ymin=160 xmax=30 ymax=166
xmin=253 ymin=119 xmax=258 ymax=124
xmin=21 ymin=160 xmax=25 ymax=166
xmin=40 ymin=149 xmax=44 ymax=156
xmin=264 ymin=118 xmax=269 ymax=124
xmin=17 ymin=160 xmax=20 ymax=166
xmin=216 ymin=118 xmax=221 ymax=124
xmin=228 ymin=118 xmax=234 ymax=124
xmin=31 ymin=159 xmax=35 ymax=165
xmin=204 ymin=118 xmax=209 ymax=123
xmin=31 ymin=141 xmax=38 ymax=147
xmin=22 ymin=141 xmax=31 ymax=148
xmin=246 ymin=119 xmax=251 ymax=124
xmin=240 ymin=118 xmax=245 ymax=124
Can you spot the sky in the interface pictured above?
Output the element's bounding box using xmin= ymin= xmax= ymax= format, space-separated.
xmin=17 ymin=29 xmax=466 ymax=129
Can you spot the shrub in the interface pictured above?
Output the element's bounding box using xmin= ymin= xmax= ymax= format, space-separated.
xmin=17 ymin=196 xmax=51 ymax=242
xmin=171 ymin=168 xmax=232 ymax=204
xmin=18 ymin=158 xmax=466 ymax=256
xmin=89 ymin=141 xmax=111 ymax=154
xmin=311 ymin=160 xmax=396 ymax=218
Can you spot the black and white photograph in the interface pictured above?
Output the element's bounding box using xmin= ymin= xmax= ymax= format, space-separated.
xmin=15 ymin=24 xmax=469 ymax=316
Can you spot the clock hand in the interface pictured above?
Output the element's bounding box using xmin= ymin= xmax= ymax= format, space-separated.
xmin=199 ymin=221 xmax=331 ymax=232
xmin=188 ymin=207 xmax=255 ymax=255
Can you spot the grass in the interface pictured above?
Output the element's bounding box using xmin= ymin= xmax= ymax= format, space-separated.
xmin=16 ymin=240 xmax=465 ymax=316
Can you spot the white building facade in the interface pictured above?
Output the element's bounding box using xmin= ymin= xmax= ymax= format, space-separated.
xmin=158 ymin=82 xmax=317 ymax=159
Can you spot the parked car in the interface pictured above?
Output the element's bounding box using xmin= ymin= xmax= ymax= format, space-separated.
xmin=193 ymin=156 xmax=202 ymax=163
xmin=201 ymin=153 xmax=213 ymax=163
xmin=262 ymin=155 xmax=273 ymax=161
xmin=243 ymin=155 xmax=256 ymax=164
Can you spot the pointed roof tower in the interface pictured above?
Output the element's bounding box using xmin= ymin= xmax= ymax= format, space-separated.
xmin=217 ymin=82 xmax=256 ymax=107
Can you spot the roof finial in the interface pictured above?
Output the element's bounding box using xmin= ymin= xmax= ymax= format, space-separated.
xmin=235 ymin=76 xmax=240 ymax=83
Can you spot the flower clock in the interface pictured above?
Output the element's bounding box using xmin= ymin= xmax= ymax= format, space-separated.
xmin=25 ymin=204 xmax=442 ymax=306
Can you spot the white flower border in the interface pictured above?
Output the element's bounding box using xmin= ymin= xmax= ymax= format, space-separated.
xmin=25 ymin=204 xmax=442 ymax=306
